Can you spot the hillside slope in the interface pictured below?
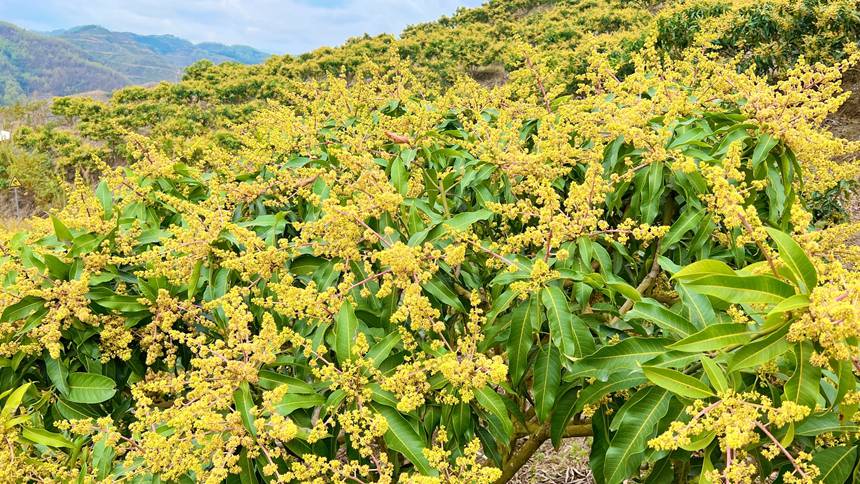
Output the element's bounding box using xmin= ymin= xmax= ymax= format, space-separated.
xmin=50 ymin=25 xmax=269 ymax=84
xmin=0 ymin=22 xmax=269 ymax=105
xmin=0 ymin=22 xmax=128 ymax=105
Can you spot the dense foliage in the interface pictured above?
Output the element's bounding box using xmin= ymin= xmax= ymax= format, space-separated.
xmin=1 ymin=0 xmax=860 ymax=483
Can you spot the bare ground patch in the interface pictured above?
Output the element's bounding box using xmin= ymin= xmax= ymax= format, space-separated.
xmin=510 ymin=438 xmax=593 ymax=484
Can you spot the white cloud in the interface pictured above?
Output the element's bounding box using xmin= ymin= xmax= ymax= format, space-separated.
xmin=0 ymin=0 xmax=483 ymax=54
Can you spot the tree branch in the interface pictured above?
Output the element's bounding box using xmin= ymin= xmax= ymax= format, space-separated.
xmin=497 ymin=421 xmax=592 ymax=484
xmin=611 ymin=239 xmax=662 ymax=324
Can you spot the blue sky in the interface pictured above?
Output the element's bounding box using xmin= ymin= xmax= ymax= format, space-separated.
xmin=0 ymin=0 xmax=484 ymax=54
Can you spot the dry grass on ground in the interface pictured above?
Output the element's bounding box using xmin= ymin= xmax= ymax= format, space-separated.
xmin=511 ymin=438 xmax=593 ymax=484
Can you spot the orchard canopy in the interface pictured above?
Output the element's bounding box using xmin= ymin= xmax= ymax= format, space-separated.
xmin=2 ymin=1 xmax=860 ymax=483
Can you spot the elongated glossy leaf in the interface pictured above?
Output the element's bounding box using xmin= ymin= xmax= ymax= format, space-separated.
xmin=609 ymin=386 xmax=662 ymax=432
xmin=643 ymin=366 xmax=714 ymax=399
xmin=668 ymin=323 xmax=749 ymax=353
xmin=237 ymin=449 xmax=257 ymax=484
xmin=573 ymin=370 xmax=647 ymax=415
xmin=626 ymin=299 xmax=696 ymax=338
xmin=423 ymin=276 xmax=465 ymax=312
xmin=373 ymin=404 xmax=437 ymax=476
xmin=604 ymin=387 xmax=671 ymax=484
xmin=2 ymin=383 xmax=31 ymax=417
xmin=44 ymin=355 xmax=69 ymax=396
xmin=257 ymin=370 xmax=316 ymax=393
xmin=366 ymin=332 xmax=402 ymax=367
xmin=686 ymin=274 xmax=794 ymax=305
xmin=534 ymin=345 xmax=561 ymax=423
xmin=66 ymin=373 xmax=116 ymax=404
xmin=233 ymin=381 xmax=257 ymax=437
xmin=765 ymin=228 xmax=817 ymax=293
xmin=834 ymin=359 xmax=856 ymax=411
xmin=728 ymin=326 xmax=790 ymax=372
xmin=576 ymin=337 xmax=670 ymax=373
xmin=796 ymin=414 xmax=860 ymax=436
xmin=0 ymin=295 xmax=44 ymax=324
xmin=51 ymin=215 xmax=73 ymax=242
xmin=542 ymin=286 xmax=593 ymax=359
xmin=766 ymin=294 xmax=809 ymax=318
xmin=700 ymin=356 xmax=728 ymax=394
xmin=391 ymin=155 xmax=408 ymax=195
xmin=550 ymin=385 xmax=581 ymax=448
xmin=672 ymin=260 xmax=735 ymax=281
xmin=335 ymin=300 xmax=358 ymax=364
xmin=507 ymin=296 xmax=538 ymax=386
xmin=662 ymin=209 xmax=704 ymax=250
xmin=21 ymin=427 xmax=74 ymax=448
xmin=785 ymin=342 xmax=820 ymax=409
xmin=274 ymin=393 xmax=325 ymax=416
xmin=812 ymin=446 xmax=857 ymax=484
xmin=676 ymin=283 xmax=714 ymax=330
xmin=474 ymin=386 xmax=512 ymax=442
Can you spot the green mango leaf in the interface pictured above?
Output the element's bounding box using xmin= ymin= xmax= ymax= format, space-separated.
xmin=0 ymin=296 xmax=44 ymax=324
xmin=575 ymin=337 xmax=670 ymax=373
xmin=671 ymin=260 xmax=735 ymax=281
xmin=796 ymin=413 xmax=860 ymax=436
xmin=391 ymin=155 xmax=408 ymax=195
xmin=728 ymin=326 xmax=790 ymax=372
xmin=366 ymin=332 xmax=402 ymax=367
xmin=507 ymin=295 xmax=539 ymax=386
xmin=233 ymin=381 xmax=257 ymax=437
xmin=700 ymin=356 xmax=728 ymax=394
xmin=550 ymin=385 xmax=581 ymax=448
xmin=573 ymin=370 xmax=647 ymax=416
xmin=372 ymin=403 xmax=437 ymax=476
xmin=812 ymin=446 xmax=857 ymax=484
xmin=542 ymin=286 xmax=593 ymax=359
xmin=766 ymin=293 xmax=810 ymax=318
xmin=474 ymin=386 xmax=512 ymax=441
xmin=237 ymin=448 xmax=258 ymax=484
xmin=257 ymin=371 xmax=316 ymax=393
xmin=51 ymin=215 xmax=73 ymax=242
xmin=66 ymin=373 xmax=117 ymax=404
xmin=685 ymin=274 xmax=795 ymax=305
xmin=534 ymin=345 xmax=561 ymax=423
xmin=676 ymin=284 xmax=714 ymax=330
xmin=642 ymin=366 xmax=714 ymax=399
xmin=1 ymin=383 xmax=31 ymax=417
xmin=335 ymin=300 xmax=359 ymax=365
xmin=423 ymin=276 xmax=465 ymax=312
xmin=668 ymin=324 xmax=749 ymax=353
xmin=751 ymin=133 xmax=778 ymax=170
xmin=45 ymin=355 xmax=70 ymax=396
xmin=21 ymin=427 xmax=74 ymax=448
xmin=274 ymin=394 xmax=325 ymax=416
xmin=784 ymin=342 xmax=821 ymax=409
xmin=626 ymin=299 xmax=697 ymax=338
xmin=765 ymin=228 xmax=817 ymax=293
xmin=604 ymin=387 xmax=671 ymax=484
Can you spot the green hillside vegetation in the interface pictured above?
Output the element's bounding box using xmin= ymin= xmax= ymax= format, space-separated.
xmin=51 ymin=25 xmax=270 ymax=84
xmin=0 ymin=22 xmax=128 ymax=105
xmin=0 ymin=22 xmax=269 ymax=105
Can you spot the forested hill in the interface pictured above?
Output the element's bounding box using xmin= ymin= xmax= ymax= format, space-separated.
xmin=0 ymin=21 xmax=269 ymax=105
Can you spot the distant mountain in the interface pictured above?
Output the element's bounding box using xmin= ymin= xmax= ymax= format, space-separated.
xmin=0 ymin=21 xmax=269 ymax=105
xmin=0 ymin=22 xmax=128 ymax=105
xmin=49 ymin=25 xmax=270 ymax=84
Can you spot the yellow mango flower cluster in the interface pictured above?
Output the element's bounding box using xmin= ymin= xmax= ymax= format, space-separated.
xmin=789 ymin=273 xmax=860 ymax=365
xmin=1 ymin=0 xmax=860 ymax=482
xmin=409 ymin=426 xmax=502 ymax=484
xmin=650 ymin=391 xmax=815 ymax=484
